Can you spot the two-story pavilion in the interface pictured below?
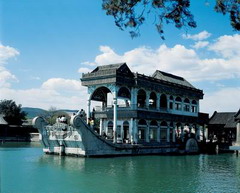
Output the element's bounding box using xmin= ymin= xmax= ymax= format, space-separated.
xmin=81 ymin=63 xmax=208 ymax=145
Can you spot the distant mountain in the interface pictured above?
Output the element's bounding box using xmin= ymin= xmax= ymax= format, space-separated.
xmin=22 ymin=107 xmax=47 ymax=119
xmin=22 ymin=107 xmax=79 ymax=119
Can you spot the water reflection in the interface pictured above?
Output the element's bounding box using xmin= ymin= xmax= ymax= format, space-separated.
xmin=2 ymin=144 xmax=240 ymax=193
xmin=38 ymin=154 xmax=86 ymax=171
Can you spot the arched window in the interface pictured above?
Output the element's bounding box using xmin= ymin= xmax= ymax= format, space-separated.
xmin=169 ymin=95 xmax=174 ymax=110
xmin=184 ymin=98 xmax=190 ymax=112
xmin=118 ymin=87 xmax=131 ymax=98
xmin=137 ymin=89 xmax=146 ymax=108
xmin=191 ymin=100 xmax=197 ymax=113
xmin=107 ymin=121 xmax=113 ymax=139
xmin=175 ymin=97 xmax=182 ymax=110
xmin=160 ymin=121 xmax=168 ymax=142
xmin=149 ymin=120 xmax=158 ymax=141
xmin=138 ymin=119 xmax=147 ymax=141
xmin=149 ymin=92 xmax=157 ymax=109
xmin=160 ymin=94 xmax=167 ymax=109
xmin=118 ymin=87 xmax=131 ymax=107
xmin=91 ymin=86 xmax=112 ymax=111
xmin=123 ymin=121 xmax=129 ymax=142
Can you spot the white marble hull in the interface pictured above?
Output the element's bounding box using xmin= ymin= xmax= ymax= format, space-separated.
xmin=33 ymin=115 xmax=196 ymax=157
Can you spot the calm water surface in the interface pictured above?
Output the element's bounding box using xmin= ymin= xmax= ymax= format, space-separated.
xmin=0 ymin=143 xmax=240 ymax=193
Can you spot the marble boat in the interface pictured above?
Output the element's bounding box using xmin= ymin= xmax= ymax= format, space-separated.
xmin=33 ymin=63 xmax=208 ymax=157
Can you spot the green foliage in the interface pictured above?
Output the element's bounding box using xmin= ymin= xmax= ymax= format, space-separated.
xmin=102 ymin=0 xmax=240 ymax=39
xmin=215 ymin=0 xmax=240 ymax=30
xmin=0 ymin=100 xmax=27 ymax=125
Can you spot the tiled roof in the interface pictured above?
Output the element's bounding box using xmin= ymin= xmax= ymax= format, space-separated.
xmin=91 ymin=63 xmax=125 ymax=73
xmin=209 ymin=112 xmax=236 ymax=128
xmin=152 ymin=70 xmax=195 ymax=89
xmin=235 ymin=109 xmax=240 ymax=120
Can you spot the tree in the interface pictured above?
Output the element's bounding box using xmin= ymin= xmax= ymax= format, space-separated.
xmin=102 ymin=0 xmax=240 ymax=39
xmin=0 ymin=100 xmax=27 ymax=125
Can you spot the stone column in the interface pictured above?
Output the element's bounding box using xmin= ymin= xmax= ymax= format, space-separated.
xmin=158 ymin=121 xmax=161 ymax=143
xmin=173 ymin=123 xmax=176 ymax=142
xmin=129 ymin=118 xmax=133 ymax=143
xmin=156 ymin=93 xmax=160 ymax=111
xmin=131 ymin=88 xmax=137 ymax=110
xmin=146 ymin=91 xmax=150 ymax=109
xmin=87 ymin=99 xmax=91 ymax=124
xmin=167 ymin=95 xmax=170 ymax=110
xmin=99 ymin=119 xmax=103 ymax=135
xmin=157 ymin=126 xmax=160 ymax=143
xmin=181 ymin=99 xmax=183 ymax=112
xmin=113 ymin=92 xmax=118 ymax=143
xmin=167 ymin=122 xmax=170 ymax=142
xmin=146 ymin=121 xmax=150 ymax=142
xmin=133 ymin=119 xmax=138 ymax=144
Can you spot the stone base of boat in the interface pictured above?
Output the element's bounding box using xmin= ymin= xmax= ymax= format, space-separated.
xmin=33 ymin=115 xmax=199 ymax=157
xmin=41 ymin=140 xmax=191 ymax=157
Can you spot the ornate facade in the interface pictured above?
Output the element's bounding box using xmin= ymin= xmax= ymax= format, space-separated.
xmin=81 ymin=63 xmax=208 ymax=145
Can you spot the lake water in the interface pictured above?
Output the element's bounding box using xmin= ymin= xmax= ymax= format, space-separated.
xmin=1 ymin=143 xmax=240 ymax=193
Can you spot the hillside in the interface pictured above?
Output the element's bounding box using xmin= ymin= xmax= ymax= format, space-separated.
xmin=22 ymin=107 xmax=79 ymax=119
xmin=21 ymin=107 xmax=47 ymax=119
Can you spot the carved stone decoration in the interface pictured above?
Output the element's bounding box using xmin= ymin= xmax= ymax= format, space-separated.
xmin=32 ymin=116 xmax=46 ymax=129
xmin=88 ymin=86 xmax=97 ymax=95
xmin=70 ymin=115 xmax=82 ymax=128
xmin=107 ymin=84 xmax=118 ymax=93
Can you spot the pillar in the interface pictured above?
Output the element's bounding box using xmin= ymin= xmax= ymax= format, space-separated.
xmin=157 ymin=124 xmax=160 ymax=142
xmin=167 ymin=122 xmax=170 ymax=142
xmin=133 ymin=119 xmax=138 ymax=144
xmin=146 ymin=121 xmax=150 ymax=142
xmin=146 ymin=91 xmax=150 ymax=109
xmin=173 ymin=123 xmax=176 ymax=142
xmin=131 ymin=88 xmax=137 ymax=110
xmin=130 ymin=118 xmax=133 ymax=143
xmin=99 ymin=119 xmax=103 ymax=135
xmin=167 ymin=95 xmax=170 ymax=110
xmin=156 ymin=93 xmax=160 ymax=111
xmin=112 ymin=87 xmax=118 ymax=143
xmin=113 ymin=96 xmax=118 ymax=143
xmin=87 ymin=99 xmax=91 ymax=124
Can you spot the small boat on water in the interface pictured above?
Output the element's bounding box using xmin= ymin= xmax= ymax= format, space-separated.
xmin=33 ymin=63 xmax=208 ymax=157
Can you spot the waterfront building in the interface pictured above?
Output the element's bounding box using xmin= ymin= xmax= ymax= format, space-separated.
xmin=81 ymin=63 xmax=208 ymax=145
xmin=208 ymin=111 xmax=237 ymax=144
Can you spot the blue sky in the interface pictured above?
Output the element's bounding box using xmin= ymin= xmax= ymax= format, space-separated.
xmin=0 ymin=0 xmax=239 ymax=114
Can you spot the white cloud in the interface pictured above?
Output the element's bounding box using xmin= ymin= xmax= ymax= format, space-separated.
xmin=192 ymin=41 xmax=209 ymax=49
xmin=81 ymin=61 xmax=96 ymax=67
xmin=0 ymin=66 xmax=18 ymax=87
xmin=0 ymin=44 xmax=19 ymax=88
xmin=83 ymin=35 xmax=240 ymax=82
xmin=0 ymin=79 xmax=87 ymax=110
xmin=182 ymin=30 xmax=212 ymax=41
xmin=201 ymin=87 xmax=240 ymax=114
xmin=0 ymin=44 xmax=19 ymax=64
xmin=209 ymin=34 xmax=240 ymax=59
xmin=41 ymin=78 xmax=83 ymax=91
